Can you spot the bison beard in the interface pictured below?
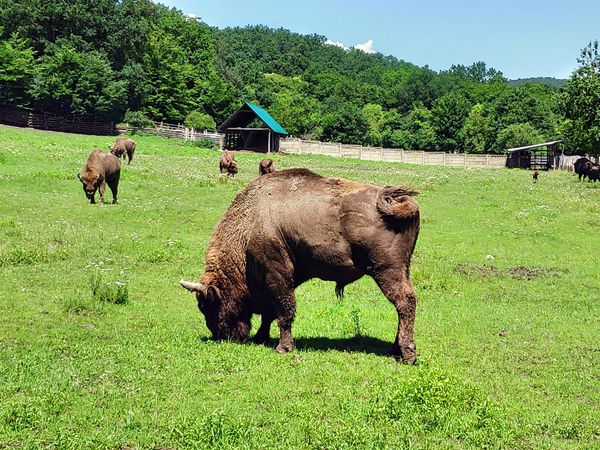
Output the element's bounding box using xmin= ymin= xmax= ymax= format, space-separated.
xmin=180 ymin=168 xmax=420 ymax=363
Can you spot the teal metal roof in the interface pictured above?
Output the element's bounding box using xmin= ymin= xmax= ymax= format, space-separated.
xmin=245 ymin=102 xmax=288 ymax=135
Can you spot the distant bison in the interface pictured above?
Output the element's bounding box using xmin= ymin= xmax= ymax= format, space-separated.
xmin=219 ymin=150 xmax=238 ymax=177
xmin=259 ymin=158 xmax=275 ymax=175
xmin=574 ymin=157 xmax=592 ymax=181
xmin=110 ymin=136 xmax=136 ymax=165
xmin=78 ymin=149 xmax=121 ymax=204
xmin=532 ymin=170 xmax=539 ymax=183
xmin=180 ymin=168 xmax=421 ymax=363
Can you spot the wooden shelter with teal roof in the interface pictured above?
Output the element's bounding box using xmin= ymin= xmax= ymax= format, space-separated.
xmin=218 ymin=101 xmax=288 ymax=153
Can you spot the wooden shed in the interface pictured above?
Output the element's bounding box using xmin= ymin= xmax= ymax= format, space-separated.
xmin=506 ymin=140 xmax=563 ymax=170
xmin=218 ymin=102 xmax=288 ymax=153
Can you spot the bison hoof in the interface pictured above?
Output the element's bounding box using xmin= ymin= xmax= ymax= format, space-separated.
xmin=390 ymin=343 xmax=417 ymax=365
xmin=275 ymin=341 xmax=294 ymax=353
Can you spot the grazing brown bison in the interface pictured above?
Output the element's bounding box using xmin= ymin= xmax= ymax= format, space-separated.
xmin=219 ymin=150 xmax=238 ymax=177
xmin=259 ymin=158 xmax=275 ymax=175
xmin=110 ymin=136 xmax=136 ymax=165
xmin=574 ymin=157 xmax=592 ymax=181
xmin=180 ymin=168 xmax=421 ymax=363
xmin=78 ymin=149 xmax=121 ymax=204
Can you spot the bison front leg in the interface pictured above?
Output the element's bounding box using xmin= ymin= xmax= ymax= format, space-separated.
xmin=264 ymin=274 xmax=296 ymax=353
xmin=98 ymin=180 xmax=106 ymax=204
xmin=374 ymin=271 xmax=418 ymax=364
xmin=253 ymin=312 xmax=274 ymax=345
xmin=274 ymin=295 xmax=296 ymax=353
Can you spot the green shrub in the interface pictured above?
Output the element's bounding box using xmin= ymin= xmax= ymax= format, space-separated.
xmin=123 ymin=110 xmax=153 ymax=128
xmin=185 ymin=110 xmax=216 ymax=131
xmin=186 ymin=139 xmax=218 ymax=150
xmin=495 ymin=122 xmax=544 ymax=150
xmin=90 ymin=270 xmax=129 ymax=305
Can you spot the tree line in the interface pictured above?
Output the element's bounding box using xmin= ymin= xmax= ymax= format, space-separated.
xmin=0 ymin=0 xmax=598 ymax=154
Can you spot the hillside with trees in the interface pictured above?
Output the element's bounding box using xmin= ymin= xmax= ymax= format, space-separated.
xmin=0 ymin=0 xmax=597 ymax=154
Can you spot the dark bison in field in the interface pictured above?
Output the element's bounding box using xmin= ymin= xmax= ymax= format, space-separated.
xmin=78 ymin=148 xmax=121 ymax=204
xmin=180 ymin=168 xmax=421 ymax=363
xmin=110 ymin=136 xmax=136 ymax=165
xmin=219 ymin=150 xmax=238 ymax=177
xmin=259 ymin=158 xmax=275 ymax=175
xmin=574 ymin=157 xmax=593 ymax=181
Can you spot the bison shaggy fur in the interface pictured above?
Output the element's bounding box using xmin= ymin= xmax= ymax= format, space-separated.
xmin=78 ymin=148 xmax=121 ymax=204
xmin=181 ymin=168 xmax=421 ymax=363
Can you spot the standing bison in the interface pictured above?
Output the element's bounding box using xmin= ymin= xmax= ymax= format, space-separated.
xmin=110 ymin=136 xmax=136 ymax=165
xmin=180 ymin=168 xmax=421 ymax=363
xmin=219 ymin=150 xmax=238 ymax=177
xmin=574 ymin=157 xmax=592 ymax=181
xmin=78 ymin=149 xmax=121 ymax=204
xmin=259 ymin=158 xmax=275 ymax=175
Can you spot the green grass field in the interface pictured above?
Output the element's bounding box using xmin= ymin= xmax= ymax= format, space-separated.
xmin=0 ymin=125 xmax=599 ymax=449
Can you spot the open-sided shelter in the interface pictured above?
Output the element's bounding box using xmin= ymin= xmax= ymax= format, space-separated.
xmin=218 ymin=102 xmax=288 ymax=153
xmin=506 ymin=140 xmax=562 ymax=170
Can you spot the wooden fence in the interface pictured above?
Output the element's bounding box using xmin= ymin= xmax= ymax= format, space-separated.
xmin=119 ymin=122 xmax=221 ymax=143
xmin=0 ymin=106 xmax=117 ymax=135
xmin=280 ymin=139 xmax=508 ymax=169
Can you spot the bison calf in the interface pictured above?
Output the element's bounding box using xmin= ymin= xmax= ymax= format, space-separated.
xmin=110 ymin=136 xmax=136 ymax=165
xmin=259 ymin=158 xmax=275 ymax=175
xmin=181 ymin=168 xmax=421 ymax=363
xmin=219 ymin=150 xmax=238 ymax=177
xmin=78 ymin=149 xmax=121 ymax=204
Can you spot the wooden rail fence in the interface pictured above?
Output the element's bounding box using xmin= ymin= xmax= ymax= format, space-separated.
xmin=0 ymin=106 xmax=117 ymax=135
xmin=119 ymin=122 xmax=221 ymax=143
xmin=280 ymin=139 xmax=508 ymax=169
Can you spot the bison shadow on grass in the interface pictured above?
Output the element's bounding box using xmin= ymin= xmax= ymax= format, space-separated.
xmin=196 ymin=334 xmax=392 ymax=356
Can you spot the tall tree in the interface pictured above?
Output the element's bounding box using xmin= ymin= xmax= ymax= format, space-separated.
xmin=560 ymin=40 xmax=600 ymax=155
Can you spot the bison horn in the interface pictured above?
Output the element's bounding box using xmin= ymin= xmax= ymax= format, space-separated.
xmin=180 ymin=279 xmax=204 ymax=293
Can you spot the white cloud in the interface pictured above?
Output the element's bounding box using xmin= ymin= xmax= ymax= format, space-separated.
xmin=325 ymin=39 xmax=347 ymax=50
xmin=353 ymin=40 xmax=376 ymax=54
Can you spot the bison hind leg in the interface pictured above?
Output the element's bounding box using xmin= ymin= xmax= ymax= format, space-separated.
xmin=335 ymin=283 xmax=345 ymax=300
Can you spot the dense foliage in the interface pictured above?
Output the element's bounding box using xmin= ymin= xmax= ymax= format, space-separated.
xmin=0 ymin=1 xmax=596 ymax=153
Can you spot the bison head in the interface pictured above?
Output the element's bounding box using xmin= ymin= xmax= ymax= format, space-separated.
xmin=228 ymin=162 xmax=239 ymax=176
xmin=180 ymin=279 xmax=249 ymax=341
xmin=78 ymin=173 xmax=99 ymax=200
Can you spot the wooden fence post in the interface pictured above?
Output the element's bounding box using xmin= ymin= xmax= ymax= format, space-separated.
xmin=463 ymin=153 xmax=467 ymax=168
xmin=422 ymin=151 xmax=425 ymax=165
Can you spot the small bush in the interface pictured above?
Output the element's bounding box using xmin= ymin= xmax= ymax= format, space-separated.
xmin=90 ymin=270 xmax=129 ymax=305
xmin=185 ymin=110 xmax=216 ymax=131
xmin=186 ymin=139 xmax=218 ymax=150
xmin=123 ymin=110 xmax=153 ymax=128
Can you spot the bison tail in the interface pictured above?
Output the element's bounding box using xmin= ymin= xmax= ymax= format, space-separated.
xmin=376 ymin=186 xmax=419 ymax=221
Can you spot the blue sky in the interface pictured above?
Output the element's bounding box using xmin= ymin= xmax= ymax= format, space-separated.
xmin=157 ymin=0 xmax=599 ymax=79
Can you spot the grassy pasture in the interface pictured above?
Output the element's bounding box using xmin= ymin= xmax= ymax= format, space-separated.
xmin=0 ymin=125 xmax=599 ymax=449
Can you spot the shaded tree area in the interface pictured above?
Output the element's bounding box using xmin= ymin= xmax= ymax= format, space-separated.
xmin=0 ymin=0 xmax=237 ymax=123
xmin=1 ymin=2 xmax=590 ymax=154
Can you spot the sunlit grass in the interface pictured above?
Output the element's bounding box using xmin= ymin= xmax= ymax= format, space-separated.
xmin=0 ymin=125 xmax=598 ymax=449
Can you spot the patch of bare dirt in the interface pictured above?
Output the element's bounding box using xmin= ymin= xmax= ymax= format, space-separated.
xmin=456 ymin=264 xmax=567 ymax=280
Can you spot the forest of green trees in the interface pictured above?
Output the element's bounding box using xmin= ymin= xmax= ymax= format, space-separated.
xmin=1 ymin=0 xmax=598 ymax=154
